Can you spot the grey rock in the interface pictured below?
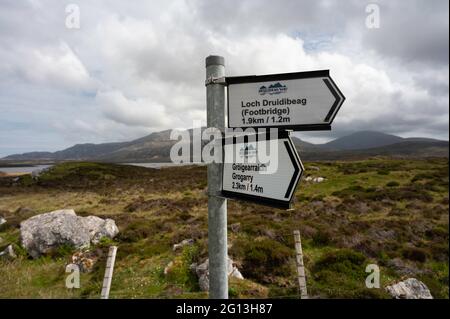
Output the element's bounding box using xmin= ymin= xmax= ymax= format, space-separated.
xmin=230 ymin=223 xmax=241 ymax=233
xmin=81 ymin=216 xmax=119 ymax=244
xmin=173 ymin=239 xmax=194 ymax=251
xmin=306 ymin=176 xmax=326 ymax=183
xmin=199 ymin=274 xmax=209 ymax=292
xmin=386 ymin=278 xmax=433 ymax=299
xmin=0 ymin=244 xmax=17 ymax=260
xmin=191 ymin=257 xmax=244 ymax=292
xmin=20 ymin=209 xmax=119 ymax=258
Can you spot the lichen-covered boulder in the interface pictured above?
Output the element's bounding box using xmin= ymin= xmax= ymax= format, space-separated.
xmin=386 ymin=278 xmax=433 ymax=299
xmin=20 ymin=209 xmax=118 ymax=258
xmin=81 ymin=216 xmax=119 ymax=244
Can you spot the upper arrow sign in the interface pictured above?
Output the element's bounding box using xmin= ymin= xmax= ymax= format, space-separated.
xmin=226 ymin=70 xmax=345 ymax=131
xmin=222 ymin=131 xmax=304 ymax=209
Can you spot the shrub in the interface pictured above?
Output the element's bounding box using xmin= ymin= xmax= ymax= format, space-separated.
xmin=230 ymin=238 xmax=292 ymax=282
xmin=386 ymin=181 xmax=400 ymax=187
xmin=402 ymin=247 xmax=427 ymax=263
xmin=425 ymin=225 xmax=449 ymax=241
xmin=118 ymin=219 xmax=161 ymax=242
xmin=229 ymin=278 xmax=269 ymax=299
xmin=312 ymin=249 xmax=367 ymax=280
xmin=377 ymin=169 xmax=390 ymax=175
xmin=165 ymin=245 xmax=199 ymax=290
xmin=312 ymin=230 xmax=332 ymax=247
xmin=308 ymin=248 xmax=388 ymax=298
xmin=47 ymin=243 xmax=76 ymax=259
xmin=332 ymin=184 xmax=433 ymax=203
xmin=429 ymin=244 xmax=449 ymax=262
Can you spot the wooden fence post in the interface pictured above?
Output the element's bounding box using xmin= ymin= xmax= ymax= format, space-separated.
xmin=293 ymin=230 xmax=308 ymax=299
xmin=101 ymin=246 xmax=117 ymax=299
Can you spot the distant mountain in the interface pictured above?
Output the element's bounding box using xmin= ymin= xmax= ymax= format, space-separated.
xmin=298 ymin=140 xmax=449 ymax=161
xmin=52 ymin=142 xmax=131 ymax=160
xmin=1 ymin=130 xmax=448 ymax=163
xmin=3 ymin=151 xmax=55 ymax=161
xmin=290 ymin=136 xmax=321 ymax=151
xmin=322 ymin=131 xmax=404 ymax=150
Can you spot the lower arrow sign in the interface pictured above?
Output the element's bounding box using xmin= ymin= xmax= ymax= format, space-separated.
xmin=221 ymin=131 xmax=304 ymax=209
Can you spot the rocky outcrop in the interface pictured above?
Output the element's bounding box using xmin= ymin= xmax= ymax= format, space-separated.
xmin=20 ymin=209 xmax=118 ymax=258
xmin=0 ymin=244 xmax=17 ymax=260
xmin=386 ymin=278 xmax=433 ymax=299
xmin=81 ymin=216 xmax=119 ymax=245
xmin=191 ymin=257 xmax=244 ymax=292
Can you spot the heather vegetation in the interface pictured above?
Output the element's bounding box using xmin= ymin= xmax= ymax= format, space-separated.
xmin=0 ymin=158 xmax=448 ymax=298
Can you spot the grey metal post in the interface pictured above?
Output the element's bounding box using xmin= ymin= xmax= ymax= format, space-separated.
xmin=205 ymin=55 xmax=228 ymax=299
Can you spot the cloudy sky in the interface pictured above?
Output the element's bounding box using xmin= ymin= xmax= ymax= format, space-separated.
xmin=0 ymin=0 xmax=448 ymax=157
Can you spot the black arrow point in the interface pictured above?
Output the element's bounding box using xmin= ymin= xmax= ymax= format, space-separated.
xmin=323 ymin=78 xmax=345 ymax=123
xmin=284 ymin=140 xmax=301 ymax=199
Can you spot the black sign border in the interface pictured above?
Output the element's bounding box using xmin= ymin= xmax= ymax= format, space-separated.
xmin=221 ymin=131 xmax=303 ymax=210
xmin=225 ymin=69 xmax=345 ymax=131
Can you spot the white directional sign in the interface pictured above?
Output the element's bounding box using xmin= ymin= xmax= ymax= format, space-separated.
xmin=226 ymin=70 xmax=345 ymax=131
xmin=222 ymin=132 xmax=304 ymax=208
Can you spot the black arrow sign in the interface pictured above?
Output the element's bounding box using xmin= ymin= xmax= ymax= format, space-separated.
xmin=226 ymin=70 xmax=346 ymax=131
xmin=221 ymin=131 xmax=304 ymax=209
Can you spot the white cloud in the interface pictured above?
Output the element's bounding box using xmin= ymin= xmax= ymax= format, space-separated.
xmin=2 ymin=41 xmax=95 ymax=92
xmin=0 ymin=0 xmax=448 ymax=156
xmin=96 ymin=90 xmax=171 ymax=129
